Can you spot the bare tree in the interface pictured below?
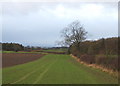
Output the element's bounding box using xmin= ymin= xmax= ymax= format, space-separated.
xmin=61 ymin=20 xmax=87 ymax=52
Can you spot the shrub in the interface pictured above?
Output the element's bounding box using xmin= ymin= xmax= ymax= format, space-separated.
xmin=95 ymin=55 xmax=118 ymax=71
xmin=80 ymin=54 xmax=95 ymax=64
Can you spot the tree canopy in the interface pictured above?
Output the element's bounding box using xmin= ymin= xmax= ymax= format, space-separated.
xmin=61 ymin=20 xmax=87 ymax=47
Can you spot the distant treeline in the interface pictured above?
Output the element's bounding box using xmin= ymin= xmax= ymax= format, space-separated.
xmin=1 ymin=43 xmax=43 ymax=52
xmin=70 ymin=37 xmax=119 ymax=71
xmin=2 ymin=43 xmax=24 ymax=51
xmin=1 ymin=43 xmax=67 ymax=52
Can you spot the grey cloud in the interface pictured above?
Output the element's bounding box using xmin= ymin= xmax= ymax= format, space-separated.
xmin=2 ymin=2 xmax=118 ymax=47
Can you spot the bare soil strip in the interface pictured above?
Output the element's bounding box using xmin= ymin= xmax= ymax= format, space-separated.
xmin=2 ymin=53 xmax=45 ymax=68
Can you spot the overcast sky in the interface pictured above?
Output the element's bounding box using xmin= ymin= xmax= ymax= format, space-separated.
xmin=1 ymin=2 xmax=118 ymax=47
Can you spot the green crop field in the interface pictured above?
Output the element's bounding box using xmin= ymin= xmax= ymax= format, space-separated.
xmin=3 ymin=54 xmax=118 ymax=84
xmin=2 ymin=51 xmax=39 ymax=53
xmin=2 ymin=51 xmax=49 ymax=55
xmin=41 ymin=48 xmax=67 ymax=52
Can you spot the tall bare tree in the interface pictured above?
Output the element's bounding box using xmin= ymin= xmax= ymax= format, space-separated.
xmin=61 ymin=20 xmax=87 ymax=52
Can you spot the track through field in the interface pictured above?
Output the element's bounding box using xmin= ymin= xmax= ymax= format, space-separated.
xmin=3 ymin=54 xmax=118 ymax=84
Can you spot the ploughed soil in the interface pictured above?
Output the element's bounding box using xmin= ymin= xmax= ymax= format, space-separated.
xmin=2 ymin=53 xmax=45 ymax=68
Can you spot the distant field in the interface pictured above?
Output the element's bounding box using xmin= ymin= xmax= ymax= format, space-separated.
xmin=1 ymin=51 xmax=49 ymax=55
xmin=41 ymin=48 xmax=67 ymax=52
xmin=3 ymin=54 xmax=118 ymax=84
xmin=1 ymin=49 xmax=67 ymax=53
xmin=2 ymin=51 xmax=39 ymax=53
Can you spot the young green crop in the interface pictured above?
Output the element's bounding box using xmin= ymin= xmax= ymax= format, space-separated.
xmin=3 ymin=54 xmax=118 ymax=84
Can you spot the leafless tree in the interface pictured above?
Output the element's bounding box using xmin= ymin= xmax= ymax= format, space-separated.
xmin=61 ymin=20 xmax=87 ymax=51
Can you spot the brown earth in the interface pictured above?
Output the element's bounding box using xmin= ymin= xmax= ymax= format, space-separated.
xmin=2 ymin=53 xmax=45 ymax=68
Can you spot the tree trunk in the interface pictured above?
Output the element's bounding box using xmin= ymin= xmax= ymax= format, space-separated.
xmin=75 ymin=42 xmax=80 ymax=51
xmin=68 ymin=45 xmax=72 ymax=54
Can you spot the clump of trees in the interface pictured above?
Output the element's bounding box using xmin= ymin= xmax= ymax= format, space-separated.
xmin=70 ymin=37 xmax=118 ymax=71
xmin=70 ymin=37 xmax=118 ymax=56
xmin=2 ymin=43 xmax=43 ymax=52
xmin=24 ymin=46 xmax=42 ymax=52
xmin=2 ymin=43 xmax=24 ymax=52
xmin=60 ymin=20 xmax=119 ymax=71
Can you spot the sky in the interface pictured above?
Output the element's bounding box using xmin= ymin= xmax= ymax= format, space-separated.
xmin=1 ymin=2 xmax=118 ymax=47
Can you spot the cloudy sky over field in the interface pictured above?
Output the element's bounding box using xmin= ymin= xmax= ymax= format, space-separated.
xmin=2 ymin=2 xmax=118 ymax=47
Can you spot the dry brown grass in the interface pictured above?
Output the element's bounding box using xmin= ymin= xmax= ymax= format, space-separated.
xmin=70 ymin=54 xmax=118 ymax=77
